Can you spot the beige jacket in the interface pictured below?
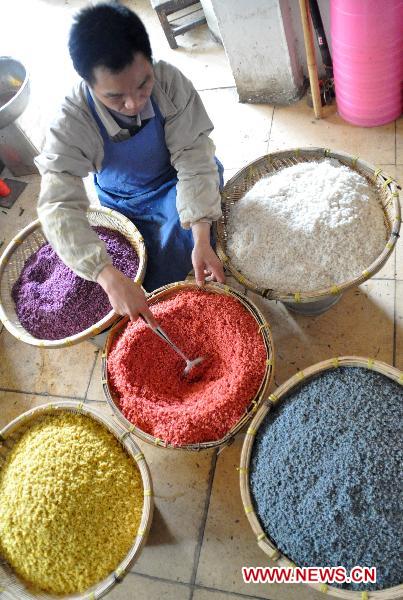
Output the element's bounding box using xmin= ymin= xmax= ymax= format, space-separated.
xmin=35 ymin=60 xmax=221 ymax=281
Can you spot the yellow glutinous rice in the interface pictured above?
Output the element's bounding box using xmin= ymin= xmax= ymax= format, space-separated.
xmin=0 ymin=413 xmax=143 ymax=595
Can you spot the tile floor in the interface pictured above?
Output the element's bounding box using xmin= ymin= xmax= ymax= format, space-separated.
xmin=0 ymin=1 xmax=402 ymax=599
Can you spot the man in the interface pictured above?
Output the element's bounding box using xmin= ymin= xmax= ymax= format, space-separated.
xmin=36 ymin=2 xmax=225 ymax=323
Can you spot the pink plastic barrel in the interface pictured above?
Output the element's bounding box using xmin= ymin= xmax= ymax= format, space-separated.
xmin=330 ymin=0 xmax=403 ymax=127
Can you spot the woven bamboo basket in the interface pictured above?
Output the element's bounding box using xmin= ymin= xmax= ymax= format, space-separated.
xmin=216 ymin=148 xmax=401 ymax=309
xmin=0 ymin=400 xmax=153 ymax=600
xmin=0 ymin=207 xmax=147 ymax=348
xmin=240 ymin=356 xmax=403 ymax=600
xmin=102 ymin=280 xmax=275 ymax=451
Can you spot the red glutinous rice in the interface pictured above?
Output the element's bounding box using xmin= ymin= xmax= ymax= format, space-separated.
xmin=107 ymin=290 xmax=266 ymax=446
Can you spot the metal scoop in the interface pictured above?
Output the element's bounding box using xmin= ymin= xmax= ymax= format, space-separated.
xmin=140 ymin=315 xmax=204 ymax=377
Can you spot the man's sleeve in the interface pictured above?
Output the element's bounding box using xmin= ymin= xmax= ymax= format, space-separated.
xmin=37 ymin=172 xmax=112 ymax=281
xmin=157 ymin=63 xmax=222 ymax=229
xmin=35 ymin=101 xmax=112 ymax=282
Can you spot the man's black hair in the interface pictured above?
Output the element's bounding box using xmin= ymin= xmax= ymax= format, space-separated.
xmin=68 ymin=2 xmax=152 ymax=84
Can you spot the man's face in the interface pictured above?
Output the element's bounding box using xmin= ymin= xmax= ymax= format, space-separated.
xmin=91 ymin=52 xmax=155 ymax=116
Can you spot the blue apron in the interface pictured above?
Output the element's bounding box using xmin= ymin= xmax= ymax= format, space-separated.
xmin=87 ymin=92 xmax=223 ymax=292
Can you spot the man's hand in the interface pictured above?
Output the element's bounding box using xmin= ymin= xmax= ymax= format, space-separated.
xmin=191 ymin=222 xmax=225 ymax=287
xmin=97 ymin=264 xmax=157 ymax=326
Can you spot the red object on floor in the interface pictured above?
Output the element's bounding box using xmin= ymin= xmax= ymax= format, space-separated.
xmin=107 ymin=289 xmax=267 ymax=446
xmin=0 ymin=179 xmax=11 ymax=197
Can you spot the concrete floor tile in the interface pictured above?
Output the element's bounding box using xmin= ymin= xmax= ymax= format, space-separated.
xmin=247 ymin=279 xmax=395 ymax=386
xmin=396 ymin=117 xmax=403 ymax=165
xmin=131 ymin=445 xmax=215 ymax=584
xmin=193 ymin=588 xmax=321 ymax=600
xmin=0 ymin=390 xmax=61 ymax=429
xmin=86 ymin=350 xmax=105 ymax=401
xmin=101 ymin=574 xmax=190 ymax=600
xmin=377 ymin=165 xmax=403 ymax=281
xmin=395 ymin=281 xmax=403 ymax=371
xmin=195 ymin=437 xmax=316 ymax=600
xmin=397 ymin=239 xmax=403 ymax=282
xmin=0 ymin=329 xmax=97 ymax=397
xmin=193 ymin=590 xmax=241 ymax=600
xmin=269 ymin=98 xmax=396 ymax=166
xmin=0 ymin=175 xmax=40 ymax=253
xmin=193 ymin=591 xmax=246 ymax=600
xmin=199 ymin=88 xmax=273 ymax=170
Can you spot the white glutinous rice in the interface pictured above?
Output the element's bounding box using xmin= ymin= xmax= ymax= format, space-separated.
xmin=226 ymin=159 xmax=386 ymax=291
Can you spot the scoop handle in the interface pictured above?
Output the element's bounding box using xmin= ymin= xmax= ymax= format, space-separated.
xmin=139 ymin=314 xmax=190 ymax=363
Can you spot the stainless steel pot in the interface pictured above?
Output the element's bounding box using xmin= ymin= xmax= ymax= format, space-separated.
xmin=0 ymin=57 xmax=30 ymax=129
xmin=0 ymin=56 xmax=38 ymax=175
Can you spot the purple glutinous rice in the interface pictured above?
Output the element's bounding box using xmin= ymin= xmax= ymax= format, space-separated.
xmin=12 ymin=227 xmax=139 ymax=340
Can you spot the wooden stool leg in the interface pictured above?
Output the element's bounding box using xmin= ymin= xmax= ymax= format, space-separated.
xmin=156 ymin=9 xmax=178 ymax=49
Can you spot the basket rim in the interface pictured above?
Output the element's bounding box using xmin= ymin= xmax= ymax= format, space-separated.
xmin=239 ymin=356 xmax=403 ymax=599
xmin=0 ymin=399 xmax=153 ymax=600
xmin=102 ymin=280 xmax=275 ymax=451
xmin=215 ymin=147 xmax=401 ymax=303
xmin=0 ymin=207 xmax=147 ymax=348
